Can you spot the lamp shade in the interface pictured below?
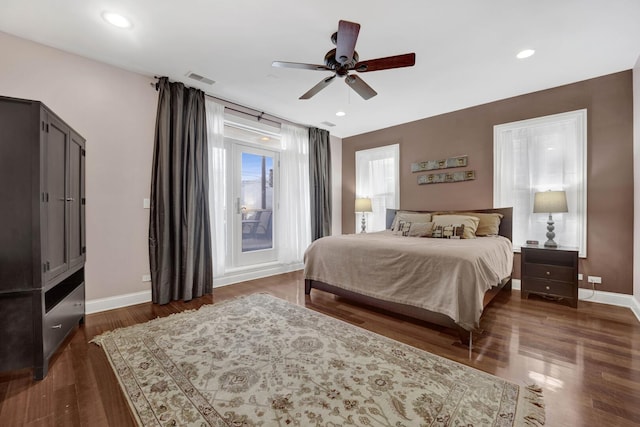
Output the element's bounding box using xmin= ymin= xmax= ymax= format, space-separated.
xmin=533 ymin=190 xmax=568 ymax=213
xmin=354 ymin=198 xmax=373 ymax=213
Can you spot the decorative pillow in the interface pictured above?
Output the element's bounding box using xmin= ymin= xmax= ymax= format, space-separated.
xmin=393 ymin=220 xmax=412 ymax=236
xmin=459 ymin=212 xmax=503 ymax=236
xmin=408 ymin=222 xmax=434 ymax=237
xmin=432 ymin=224 xmax=465 ymax=239
xmin=432 ymin=214 xmax=480 ymax=239
xmin=391 ymin=211 xmax=432 ymax=231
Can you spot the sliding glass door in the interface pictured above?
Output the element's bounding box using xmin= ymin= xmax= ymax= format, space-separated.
xmin=232 ymin=144 xmax=278 ymax=266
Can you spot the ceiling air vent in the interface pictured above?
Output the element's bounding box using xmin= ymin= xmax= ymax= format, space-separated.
xmin=320 ymin=121 xmax=336 ymax=127
xmin=186 ymin=71 xmax=215 ymax=85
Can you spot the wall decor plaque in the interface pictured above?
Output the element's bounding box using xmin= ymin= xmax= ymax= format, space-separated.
xmin=418 ymin=170 xmax=476 ymax=185
xmin=411 ymin=155 xmax=467 ymax=172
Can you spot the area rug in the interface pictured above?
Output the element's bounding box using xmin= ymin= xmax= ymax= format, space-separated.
xmin=92 ymin=293 xmax=544 ymax=426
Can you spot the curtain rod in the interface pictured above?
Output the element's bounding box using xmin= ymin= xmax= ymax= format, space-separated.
xmin=150 ymin=77 xmax=301 ymax=129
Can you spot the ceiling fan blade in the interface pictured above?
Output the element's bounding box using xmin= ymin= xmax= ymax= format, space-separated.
xmin=354 ymin=53 xmax=416 ymax=72
xmin=299 ymin=75 xmax=337 ymax=99
xmin=336 ymin=20 xmax=360 ymax=64
xmin=272 ymin=61 xmax=330 ymax=71
xmin=345 ymin=75 xmax=377 ymax=100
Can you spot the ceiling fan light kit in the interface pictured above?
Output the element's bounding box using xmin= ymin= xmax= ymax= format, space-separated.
xmin=272 ymin=20 xmax=416 ymax=100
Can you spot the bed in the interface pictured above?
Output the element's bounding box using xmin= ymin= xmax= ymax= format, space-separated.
xmin=304 ymin=207 xmax=513 ymax=344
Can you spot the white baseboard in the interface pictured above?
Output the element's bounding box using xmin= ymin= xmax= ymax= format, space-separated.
xmin=86 ymin=263 xmax=304 ymax=314
xmin=512 ymin=279 xmax=640 ymax=321
xmin=86 ymin=290 xmax=151 ymax=314
xmin=212 ymin=263 xmax=303 ymax=288
xmin=630 ymin=295 xmax=640 ymax=322
xmin=87 ymin=274 xmax=637 ymax=322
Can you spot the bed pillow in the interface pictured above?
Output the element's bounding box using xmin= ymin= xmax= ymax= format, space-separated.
xmin=431 ymin=224 xmax=465 ymax=239
xmin=432 ymin=214 xmax=480 ymax=239
xmin=393 ymin=220 xmax=412 ymax=236
xmin=458 ymin=212 xmax=503 ymax=236
xmin=408 ymin=222 xmax=434 ymax=237
xmin=391 ymin=211 xmax=432 ymax=231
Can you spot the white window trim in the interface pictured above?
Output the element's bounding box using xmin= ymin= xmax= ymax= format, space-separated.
xmin=355 ymin=144 xmax=400 ymax=233
xmin=493 ymin=109 xmax=587 ymax=257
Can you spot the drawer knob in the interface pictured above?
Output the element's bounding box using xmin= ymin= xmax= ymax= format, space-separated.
xmin=545 ymin=286 xmax=550 ymax=290
xmin=546 ymin=271 xmax=550 ymax=276
xmin=51 ymin=324 xmax=62 ymax=329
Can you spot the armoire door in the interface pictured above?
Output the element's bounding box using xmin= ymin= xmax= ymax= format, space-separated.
xmin=68 ymin=131 xmax=85 ymax=269
xmin=43 ymin=114 xmax=69 ymax=283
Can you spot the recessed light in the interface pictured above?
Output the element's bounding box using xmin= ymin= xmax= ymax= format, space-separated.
xmin=102 ymin=11 xmax=133 ymax=29
xmin=336 ymin=111 xmax=346 ymax=117
xmin=516 ymin=49 xmax=535 ymax=59
xmin=260 ymin=137 xmax=270 ymax=141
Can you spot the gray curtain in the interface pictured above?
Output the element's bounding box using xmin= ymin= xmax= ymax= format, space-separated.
xmin=149 ymin=77 xmax=213 ymax=304
xmin=309 ymin=127 xmax=332 ymax=240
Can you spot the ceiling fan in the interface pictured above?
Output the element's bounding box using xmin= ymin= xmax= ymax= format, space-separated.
xmin=272 ymin=20 xmax=416 ymax=100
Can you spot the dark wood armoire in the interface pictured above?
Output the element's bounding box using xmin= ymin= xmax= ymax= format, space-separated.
xmin=0 ymin=95 xmax=86 ymax=379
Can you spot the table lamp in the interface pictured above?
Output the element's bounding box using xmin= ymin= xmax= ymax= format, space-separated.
xmin=355 ymin=198 xmax=373 ymax=233
xmin=533 ymin=190 xmax=568 ymax=248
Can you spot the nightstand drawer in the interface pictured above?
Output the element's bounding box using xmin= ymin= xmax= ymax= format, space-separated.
xmin=522 ymin=278 xmax=575 ymax=298
xmin=522 ymin=263 xmax=574 ymax=283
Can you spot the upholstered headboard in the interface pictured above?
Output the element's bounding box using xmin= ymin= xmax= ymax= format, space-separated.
xmin=385 ymin=207 xmax=513 ymax=241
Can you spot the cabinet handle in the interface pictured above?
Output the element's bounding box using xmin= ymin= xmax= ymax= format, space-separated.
xmin=74 ymin=303 xmax=83 ymax=307
xmin=51 ymin=324 xmax=62 ymax=329
xmin=66 ymin=198 xmax=75 ymax=202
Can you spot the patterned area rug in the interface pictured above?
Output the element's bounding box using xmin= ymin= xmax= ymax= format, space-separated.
xmin=92 ymin=293 xmax=544 ymax=426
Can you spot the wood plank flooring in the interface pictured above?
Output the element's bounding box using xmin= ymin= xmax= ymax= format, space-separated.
xmin=1 ymin=270 xmax=639 ymax=426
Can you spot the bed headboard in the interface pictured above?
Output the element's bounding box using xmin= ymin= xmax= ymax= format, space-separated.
xmin=385 ymin=207 xmax=513 ymax=241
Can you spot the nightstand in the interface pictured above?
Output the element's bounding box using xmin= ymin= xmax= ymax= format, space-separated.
xmin=521 ymin=245 xmax=579 ymax=308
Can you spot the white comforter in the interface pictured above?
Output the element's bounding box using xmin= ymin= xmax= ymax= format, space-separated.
xmin=304 ymin=231 xmax=513 ymax=330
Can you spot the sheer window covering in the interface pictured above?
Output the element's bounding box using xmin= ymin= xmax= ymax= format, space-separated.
xmin=205 ymin=99 xmax=227 ymax=275
xmin=355 ymin=144 xmax=400 ymax=232
xmin=494 ymin=109 xmax=587 ymax=256
xmin=278 ymin=123 xmax=311 ymax=263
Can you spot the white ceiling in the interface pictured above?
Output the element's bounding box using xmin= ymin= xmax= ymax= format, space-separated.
xmin=1 ymin=0 xmax=639 ymax=138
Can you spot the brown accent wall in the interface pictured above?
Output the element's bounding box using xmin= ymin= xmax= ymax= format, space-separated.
xmin=342 ymin=71 xmax=634 ymax=295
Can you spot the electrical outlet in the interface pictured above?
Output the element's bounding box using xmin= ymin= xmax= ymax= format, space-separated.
xmin=578 ymin=273 xmax=583 ymax=281
xmin=143 ymin=198 xmax=151 ymax=209
xmin=588 ymin=276 xmax=602 ymax=284
xmin=142 ymin=274 xmax=152 ymax=282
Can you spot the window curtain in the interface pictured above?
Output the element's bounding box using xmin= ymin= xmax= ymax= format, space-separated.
xmin=205 ymin=99 xmax=226 ymax=276
xmin=149 ymin=77 xmax=213 ymax=304
xmin=309 ymin=127 xmax=332 ymax=240
xmin=355 ymin=144 xmax=400 ymax=232
xmin=278 ymin=123 xmax=311 ymax=263
xmin=494 ymin=110 xmax=587 ymax=255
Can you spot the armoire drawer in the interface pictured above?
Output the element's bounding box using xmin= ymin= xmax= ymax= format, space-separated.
xmin=43 ymin=283 xmax=84 ymax=358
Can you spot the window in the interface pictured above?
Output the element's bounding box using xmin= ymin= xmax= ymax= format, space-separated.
xmin=355 ymin=144 xmax=400 ymax=232
xmin=494 ymin=109 xmax=587 ymax=256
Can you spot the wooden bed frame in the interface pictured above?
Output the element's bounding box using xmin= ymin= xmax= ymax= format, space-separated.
xmin=304 ymin=207 xmax=513 ymax=344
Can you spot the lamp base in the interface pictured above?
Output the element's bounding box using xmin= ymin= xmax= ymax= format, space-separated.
xmin=544 ymin=213 xmax=557 ymax=248
xmin=360 ymin=213 xmax=367 ymax=233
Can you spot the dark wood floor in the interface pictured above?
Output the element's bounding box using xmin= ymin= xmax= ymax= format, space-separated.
xmin=1 ymin=270 xmax=639 ymax=426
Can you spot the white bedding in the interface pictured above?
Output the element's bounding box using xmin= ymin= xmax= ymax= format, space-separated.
xmin=304 ymin=230 xmax=513 ymax=330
